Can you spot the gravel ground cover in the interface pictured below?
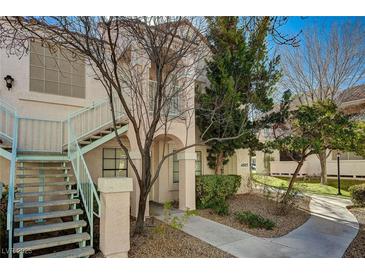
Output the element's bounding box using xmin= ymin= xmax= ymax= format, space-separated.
xmin=128 ymin=218 xmax=233 ymax=258
xmin=198 ymin=193 xmax=310 ymax=238
xmin=343 ymin=207 xmax=365 ymax=258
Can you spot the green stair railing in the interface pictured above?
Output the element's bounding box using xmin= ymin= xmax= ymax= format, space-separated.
xmin=1 ymin=95 xmax=126 ymax=252
xmin=68 ymin=126 xmax=100 ymax=247
xmin=67 ymin=95 xmax=125 ymax=247
xmin=67 ymin=94 xmax=125 ymax=144
xmin=0 ymin=100 xmax=18 ymax=258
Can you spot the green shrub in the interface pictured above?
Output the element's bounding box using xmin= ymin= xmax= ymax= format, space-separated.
xmin=349 ymin=184 xmax=365 ymax=206
xmin=196 ymin=175 xmax=241 ymax=215
xmin=234 ymin=211 xmax=275 ymax=230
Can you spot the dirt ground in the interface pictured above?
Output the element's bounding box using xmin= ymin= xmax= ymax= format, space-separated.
xmin=343 ymin=207 xmax=365 ymax=258
xmin=128 ymin=218 xmax=233 ymax=258
xmin=198 ymin=193 xmax=311 ymax=238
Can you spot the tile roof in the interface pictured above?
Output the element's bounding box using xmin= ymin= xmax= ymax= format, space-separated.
xmin=339 ymin=84 xmax=365 ymax=103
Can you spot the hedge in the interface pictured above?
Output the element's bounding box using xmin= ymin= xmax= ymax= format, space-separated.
xmin=196 ymin=175 xmax=241 ymax=215
xmin=349 ymin=183 xmax=365 ymax=206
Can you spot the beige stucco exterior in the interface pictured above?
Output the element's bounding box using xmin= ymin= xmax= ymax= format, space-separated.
xmin=2 ymin=36 xmax=364 ymax=224
xmin=97 ymin=177 xmax=133 ymax=258
xmin=0 ymin=43 xmax=203 ymax=218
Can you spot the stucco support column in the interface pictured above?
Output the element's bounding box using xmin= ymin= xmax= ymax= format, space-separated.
xmin=129 ymin=151 xmax=149 ymax=218
xmin=178 ymin=149 xmax=196 ymax=210
xmin=235 ymin=149 xmax=252 ymax=193
xmin=97 ymin=177 xmax=133 ymax=258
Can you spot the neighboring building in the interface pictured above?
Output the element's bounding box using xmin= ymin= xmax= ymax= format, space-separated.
xmin=255 ymin=85 xmax=365 ymax=180
xmin=0 ymin=32 xmax=251 ymax=257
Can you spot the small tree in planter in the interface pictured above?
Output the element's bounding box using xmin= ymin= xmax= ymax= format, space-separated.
xmin=269 ymin=100 xmax=365 ymax=204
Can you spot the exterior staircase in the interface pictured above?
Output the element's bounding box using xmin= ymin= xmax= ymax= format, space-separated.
xmin=1 ymin=95 xmax=127 ymax=258
xmin=63 ymin=121 xmax=127 ymax=153
xmin=11 ymin=160 xmax=94 ymax=258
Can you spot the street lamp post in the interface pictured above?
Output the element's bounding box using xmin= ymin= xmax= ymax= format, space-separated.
xmin=337 ymin=152 xmax=342 ymax=195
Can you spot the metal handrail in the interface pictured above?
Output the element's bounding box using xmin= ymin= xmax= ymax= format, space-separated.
xmin=1 ymin=94 xmax=127 ymax=251
xmin=7 ymin=113 xmax=18 ymax=258
xmin=66 ymin=94 xmax=129 ymax=246
xmin=0 ymin=100 xmax=17 ymax=142
xmin=68 ymin=123 xmax=101 ymax=247
xmin=17 ymin=117 xmax=63 ymax=153
xmin=67 ymin=94 xmax=125 ymax=143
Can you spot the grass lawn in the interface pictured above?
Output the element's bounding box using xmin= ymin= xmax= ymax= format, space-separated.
xmin=253 ymin=175 xmax=365 ymax=198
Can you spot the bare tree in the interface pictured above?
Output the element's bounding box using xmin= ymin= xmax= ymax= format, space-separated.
xmin=280 ymin=18 xmax=365 ymax=184
xmin=241 ymin=16 xmax=302 ymax=47
xmin=0 ymin=16 xmax=253 ymax=233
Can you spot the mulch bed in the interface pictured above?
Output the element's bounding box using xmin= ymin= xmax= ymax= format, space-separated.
xmin=343 ymin=207 xmax=365 ymax=258
xmin=198 ymin=193 xmax=311 ymax=238
xmin=128 ymin=218 xmax=232 ymax=258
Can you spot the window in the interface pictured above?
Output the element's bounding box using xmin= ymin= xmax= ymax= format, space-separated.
xmin=149 ymin=80 xmax=157 ymax=111
xmin=172 ymin=150 xmax=179 ymax=183
xmin=195 ymin=151 xmax=202 ymax=176
xmin=148 ymin=80 xmax=180 ymax=115
xmin=331 ymin=151 xmax=364 ymax=161
xmin=279 ymin=151 xmax=302 ymax=161
xmin=102 ymin=148 xmax=128 ymax=177
xmin=170 ymin=85 xmax=180 ymax=115
xmin=30 ymin=41 xmax=85 ymax=98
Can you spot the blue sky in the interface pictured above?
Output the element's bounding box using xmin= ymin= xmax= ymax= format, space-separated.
xmin=278 ymin=16 xmax=365 ymax=42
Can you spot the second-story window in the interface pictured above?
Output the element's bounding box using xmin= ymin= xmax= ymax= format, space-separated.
xmin=30 ymin=41 xmax=86 ymax=98
xmin=148 ymin=80 xmax=180 ymax=115
xmin=170 ymin=85 xmax=180 ymax=115
xmin=172 ymin=150 xmax=179 ymax=183
xmin=195 ymin=151 xmax=202 ymax=176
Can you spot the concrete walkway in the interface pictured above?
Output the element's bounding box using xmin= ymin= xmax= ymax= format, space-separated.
xmin=152 ymin=194 xmax=359 ymax=258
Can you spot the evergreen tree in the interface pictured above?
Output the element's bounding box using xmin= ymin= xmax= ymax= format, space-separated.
xmin=196 ymin=17 xmax=281 ymax=174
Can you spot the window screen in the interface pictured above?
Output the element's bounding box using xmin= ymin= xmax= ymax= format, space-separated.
xmin=30 ymin=41 xmax=85 ymax=98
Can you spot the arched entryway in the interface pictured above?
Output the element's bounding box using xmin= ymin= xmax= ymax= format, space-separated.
xmin=150 ymin=134 xmax=196 ymax=210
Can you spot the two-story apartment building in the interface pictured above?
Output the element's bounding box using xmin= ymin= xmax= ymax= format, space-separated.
xmin=0 ymin=24 xmax=252 ymax=257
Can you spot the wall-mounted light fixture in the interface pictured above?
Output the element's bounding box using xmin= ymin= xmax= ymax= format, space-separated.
xmin=4 ymin=75 xmax=14 ymax=90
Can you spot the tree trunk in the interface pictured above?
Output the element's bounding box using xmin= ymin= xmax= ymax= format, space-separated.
xmin=318 ymin=150 xmax=328 ymax=185
xmin=134 ymin=192 xmax=148 ymax=235
xmin=214 ymin=152 xmax=224 ymax=175
xmin=281 ymin=159 xmax=305 ymax=204
xmin=134 ymin=152 xmax=151 ymax=235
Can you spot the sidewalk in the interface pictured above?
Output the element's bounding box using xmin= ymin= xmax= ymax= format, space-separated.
xmin=152 ymin=194 xmax=359 ymax=257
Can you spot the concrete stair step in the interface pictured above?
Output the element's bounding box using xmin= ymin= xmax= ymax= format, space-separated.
xmin=16 ymin=189 xmax=77 ymax=198
xmin=15 ymin=199 xmax=80 ymax=209
xmin=14 ymin=220 xmax=86 ymax=236
xmin=16 ymin=174 xmax=74 ymax=178
xmin=0 ymin=144 xmax=12 ymax=149
xmin=17 ymin=181 xmax=76 ymax=188
xmin=17 ymin=166 xmax=71 ymax=170
xmin=13 ymin=232 xmax=90 ymax=253
xmin=15 ymin=209 xmax=83 ymax=222
xmin=78 ymin=140 xmax=92 ymax=145
xmin=33 ymin=246 xmax=94 ymax=258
